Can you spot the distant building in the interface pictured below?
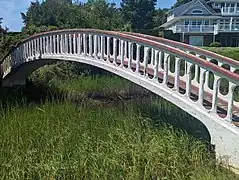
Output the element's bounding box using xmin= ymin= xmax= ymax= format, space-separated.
xmin=161 ymin=0 xmax=239 ymax=46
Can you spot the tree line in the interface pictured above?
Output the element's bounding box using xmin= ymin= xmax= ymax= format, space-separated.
xmin=0 ymin=0 xmax=189 ymax=58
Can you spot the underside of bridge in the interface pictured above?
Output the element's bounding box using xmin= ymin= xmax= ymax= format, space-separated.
xmin=2 ymin=59 xmax=57 ymax=87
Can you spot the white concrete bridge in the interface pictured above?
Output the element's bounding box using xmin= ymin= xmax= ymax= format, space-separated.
xmin=0 ymin=29 xmax=239 ymax=170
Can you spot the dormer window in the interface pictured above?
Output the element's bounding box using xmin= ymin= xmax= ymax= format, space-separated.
xmin=192 ymin=9 xmax=203 ymax=14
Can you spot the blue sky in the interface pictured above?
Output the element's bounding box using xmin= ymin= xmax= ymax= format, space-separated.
xmin=0 ymin=0 xmax=176 ymax=32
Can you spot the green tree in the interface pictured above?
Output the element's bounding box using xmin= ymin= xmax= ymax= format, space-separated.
xmin=120 ymin=0 xmax=157 ymax=31
xmin=153 ymin=8 xmax=168 ymax=28
xmin=172 ymin=0 xmax=192 ymax=8
xmin=84 ymin=0 xmax=123 ymax=30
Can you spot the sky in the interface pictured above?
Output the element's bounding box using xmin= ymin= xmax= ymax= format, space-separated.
xmin=0 ymin=0 xmax=176 ymax=32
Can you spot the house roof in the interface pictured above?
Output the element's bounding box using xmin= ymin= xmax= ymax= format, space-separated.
xmin=168 ymin=0 xmax=216 ymax=16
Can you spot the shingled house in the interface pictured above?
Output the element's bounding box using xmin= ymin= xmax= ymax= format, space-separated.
xmin=161 ymin=0 xmax=239 ymax=46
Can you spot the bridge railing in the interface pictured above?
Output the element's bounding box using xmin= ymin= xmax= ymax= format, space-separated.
xmin=1 ymin=29 xmax=239 ymax=124
xmin=124 ymin=32 xmax=239 ymax=106
xmin=124 ymin=32 xmax=239 ymax=73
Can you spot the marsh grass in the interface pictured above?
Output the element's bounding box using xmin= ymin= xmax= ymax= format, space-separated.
xmin=0 ymin=100 xmax=238 ymax=180
xmin=1 ymin=72 xmax=239 ymax=179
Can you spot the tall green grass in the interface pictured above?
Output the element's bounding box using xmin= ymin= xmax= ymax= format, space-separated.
xmin=1 ymin=63 xmax=239 ymax=179
xmin=204 ymin=47 xmax=239 ymax=61
xmin=0 ymin=100 xmax=238 ymax=179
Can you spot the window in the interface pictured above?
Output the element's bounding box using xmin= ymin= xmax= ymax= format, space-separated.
xmin=204 ymin=20 xmax=210 ymax=28
xmin=191 ymin=20 xmax=202 ymax=28
xmin=192 ymin=20 xmax=197 ymax=27
xmin=192 ymin=9 xmax=203 ymax=14
xmin=184 ymin=20 xmax=189 ymax=26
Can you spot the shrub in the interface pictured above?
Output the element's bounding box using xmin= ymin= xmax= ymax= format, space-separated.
xmin=209 ymin=42 xmax=221 ymax=47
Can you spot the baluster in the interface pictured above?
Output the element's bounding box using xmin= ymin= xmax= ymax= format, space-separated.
xmin=124 ymin=41 xmax=128 ymax=59
xmin=73 ymin=34 xmax=76 ymax=54
xmin=33 ymin=39 xmax=36 ymax=56
xmin=154 ymin=50 xmax=159 ymax=80
xmin=53 ymin=35 xmax=56 ymax=54
xmin=23 ymin=43 xmax=25 ymax=60
xmin=56 ymin=35 xmax=59 ymax=54
xmin=23 ymin=43 xmax=26 ymax=60
xmin=28 ymin=41 xmax=31 ymax=57
xmin=136 ymin=44 xmax=141 ymax=73
xmin=50 ymin=36 xmax=53 ymax=54
xmin=107 ymin=37 xmax=110 ymax=61
xmin=12 ymin=49 xmax=16 ymax=66
xmin=94 ymin=35 xmax=97 ymax=58
xmin=30 ymin=40 xmax=33 ymax=57
xmin=119 ymin=40 xmax=121 ymax=57
xmin=211 ymin=76 xmax=220 ymax=113
xmin=77 ymin=33 xmax=81 ymax=55
xmin=83 ymin=34 xmax=87 ymax=55
xmin=65 ymin=34 xmax=68 ymax=54
xmin=128 ymin=42 xmax=132 ymax=69
xmin=205 ymin=71 xmax=210 ymax=89
xmin=43 ymin=36 xmax=46 ymax=54
xmin=29 ymin=41 xmax=32 ymax=57
xmin=101 ymin=36 xmax=105 ymax=60
xmin=36 ymin=38 xmax=39 ymax=56
xmin=113 ymin=38 xmax=117 ymax=65
xmin=26 ymin=41 xmax=29 ymax=58
xmin=195 ymin=65 xmax=199 ymax=83
xmin=167 ymin=55 xmax=171 ymax=73
xmin=163 ymin=53 xmax=169 ymax=85
xmin=159 ymin=51 xmax=163 ymax=70
xmin=143 ymin=47 xmax=149 ymax=76
xmin=198 ymin=68 xmax=206 ymax=105
xmin=89 ymin=34 xmax=93 ymax=56
xmin=15 ymin=47 xmax=18 ymax=65
xmin=34 ymin=39 xmax=37 ymax=56
xmin=19 ymin=46 xmax=22 ymax=64
xmin=174 ymin=57 xmax=181 ymax=92
xmin=151 ymin=48 xmax=155 ymax=66
xmin=186 ymin=62 xmax=193 ymax=97
xmin=98 ymin=36 xmax=101 ymax=56
xmin=184 ymin=60 xmax=187 ymax=77
xmin=60 ymin=34 xmax=63 ymax=54
xmin=69 ymin=34 xmax=72 ymax=54
xmin=120 ymin=40 xmax=125 ymax=67
xmin=39 ymin=37 xmax=43 ymax=55
xmin=226 ymin=82 xmax=236 ymax=121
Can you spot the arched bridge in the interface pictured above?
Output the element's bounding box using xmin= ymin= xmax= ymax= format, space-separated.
xmin=1 ymin=29 xmax=239 ymax=170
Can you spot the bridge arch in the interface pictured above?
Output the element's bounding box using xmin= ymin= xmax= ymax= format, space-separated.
xmin=1 ymin=29 xmax=239 ymax=169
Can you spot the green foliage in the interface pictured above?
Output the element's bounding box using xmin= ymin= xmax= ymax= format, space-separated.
xmin=121 ymin=0 xmax=157 ymax=31
xmin=172 ymin=0 xmax=192 ymax=8
xmin=209 ymin=42 xmax=222 ymax=47
xmin=203 ymin=47 xmax=239 ymax=60
xmin=153 ymin=8 xmax=168 ymax=29
xmin=21 ymin=0 xmax=123 ymax=31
